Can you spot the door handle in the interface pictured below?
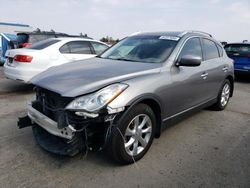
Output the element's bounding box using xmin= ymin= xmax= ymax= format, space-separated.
xmin=222 ymin=67 xmax=228 ymax=72
xmin=201 ymin=72 xmax=208 ymax=79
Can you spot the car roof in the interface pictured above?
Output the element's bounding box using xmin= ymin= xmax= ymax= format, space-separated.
xmin=132 ymin=31 xmax=183 ymax=37
xmin=131 ymin=31 xmax=213 ymax=38
xmin=55 ymin=37 xmax=108 ymax=45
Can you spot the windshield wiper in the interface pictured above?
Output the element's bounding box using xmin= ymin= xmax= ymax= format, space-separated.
xmin=112 ymin=58 xmax=141 ymax=62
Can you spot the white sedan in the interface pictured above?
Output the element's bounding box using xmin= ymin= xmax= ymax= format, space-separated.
xmin=4 ymin=38 xmax=109 ymax=83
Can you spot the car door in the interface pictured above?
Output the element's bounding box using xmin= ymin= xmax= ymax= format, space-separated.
xmin=201 ymin=38 xmax=226 ymax=99
xmin=60 ymin=41 xmax=96 ymax=61
xmin=168 ymin=37 xmax=209 ymax=116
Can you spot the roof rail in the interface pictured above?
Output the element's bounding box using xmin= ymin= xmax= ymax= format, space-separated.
xmin=179 ymin=30 xmax=213 ymax=37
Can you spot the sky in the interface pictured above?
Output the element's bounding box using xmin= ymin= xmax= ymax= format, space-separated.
xmin=0 ymin=0 xmax=249 ymax=42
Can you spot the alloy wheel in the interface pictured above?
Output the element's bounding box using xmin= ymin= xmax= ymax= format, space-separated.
xmin=124 ymin=114 xmax=152 ymax=156
xmin=221 ymin=83 xmax=230 ymax=107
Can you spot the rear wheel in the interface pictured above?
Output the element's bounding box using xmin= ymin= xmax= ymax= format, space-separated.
xmin=109 ymin=103 xmax=156 ymax=164
xmin=211 ymin=79 xmax=231 ymax=111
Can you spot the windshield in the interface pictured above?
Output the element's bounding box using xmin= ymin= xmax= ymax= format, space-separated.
xmin=225 ymin=44 xmax=250 ymax=57
xmin=100 ymin=35 xmax=178 ymax=63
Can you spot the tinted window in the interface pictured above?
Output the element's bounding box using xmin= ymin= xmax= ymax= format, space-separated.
xmin=100 ymin=36 xmax=178 ymax=63
xmin=224 ymin=44 xmax=250 ymax=57
xmin=179 ymin=37 xmax=203 ymax=60
xmin=91 ymin=42 xmax=108 ymax=55
xmin=203 ymin=39 xmax=219 ymax=60
xmin=62 ymin=41 xmax=92 ymax=54
xmin=26 ymin=39 xmax=60 ymax=50
xmin=59 ymin=44 xmax=70 ymax=53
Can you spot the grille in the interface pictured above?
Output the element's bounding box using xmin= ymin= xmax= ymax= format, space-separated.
xmin=33 ymin=87 xmax=71 ymax=128
xmin=33 ymin=87 xmax=93 ymax=129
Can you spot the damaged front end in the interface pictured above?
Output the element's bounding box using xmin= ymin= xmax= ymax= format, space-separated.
xmin=18 ymin=86 xmax=126 ymax=156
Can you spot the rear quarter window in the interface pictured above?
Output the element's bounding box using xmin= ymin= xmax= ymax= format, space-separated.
xmin=217 ymin=44 xmax=223 ymax=57
xmin=26 ymin=39 xmax=60 ymax=50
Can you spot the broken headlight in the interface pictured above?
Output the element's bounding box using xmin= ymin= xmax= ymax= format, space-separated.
xmin=66 ymin=83 xmax=128 ymax=112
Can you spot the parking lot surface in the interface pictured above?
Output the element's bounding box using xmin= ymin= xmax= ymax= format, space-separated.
xmin=0 ymin=67 xmax=249 ymax=188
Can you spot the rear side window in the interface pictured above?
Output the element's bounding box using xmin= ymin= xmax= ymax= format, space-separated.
xmin=60 ymin=41 xmax=92 ymax=54
xmin=178 ymin=37 xmax=203 ymax=60
xmin=90 ymin=42 xmax=108 ymax=55
xmin=203 ymin=39 xmax=219 ymax=60
xmin=224 ymin=44 xmax=250 ymax=57
xmin=26 ymin=39 xmax=60 ymax=50
xmin=217 ymin=44 xmax=223 ymax=57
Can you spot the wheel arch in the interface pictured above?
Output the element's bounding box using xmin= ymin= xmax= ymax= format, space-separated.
xmin=125 ymin=95 xmax=163 ymax=138
xmin=226 ymin=75 xmax=234 ymax=97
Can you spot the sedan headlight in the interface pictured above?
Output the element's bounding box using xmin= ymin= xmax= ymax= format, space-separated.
xmin=66 ymin=83 xmax=128 ymax=112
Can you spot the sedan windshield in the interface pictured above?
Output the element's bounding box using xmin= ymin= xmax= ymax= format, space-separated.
xmin=100 ymin=36 xmax=178 ymax=63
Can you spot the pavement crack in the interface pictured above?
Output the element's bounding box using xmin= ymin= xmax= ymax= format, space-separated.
xmin=225 ymin=109 xmax=250 ymax=117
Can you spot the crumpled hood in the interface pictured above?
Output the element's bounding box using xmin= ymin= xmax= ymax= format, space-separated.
xmin=31 ymin=58 xmax=162 ymax=97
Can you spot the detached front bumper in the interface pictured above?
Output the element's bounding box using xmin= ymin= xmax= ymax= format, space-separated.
xmin=27 ymin=103 xmax=75 ymax=139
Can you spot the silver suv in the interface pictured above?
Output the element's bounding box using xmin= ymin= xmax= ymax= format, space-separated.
xmin=18 ymin=31 xmax=234 ymax=164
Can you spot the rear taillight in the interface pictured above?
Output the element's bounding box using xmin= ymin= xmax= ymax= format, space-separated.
xmin=22 ymin=43 xmax=32 ymax=48
xmin=14 ymin=55 xmax=33 ymax=63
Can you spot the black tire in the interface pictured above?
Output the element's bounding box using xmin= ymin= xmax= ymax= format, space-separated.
xmin=211 ymin=79 xmax=231 ymax=111
xmin=109 ymin=103 xmax=156 ymax=164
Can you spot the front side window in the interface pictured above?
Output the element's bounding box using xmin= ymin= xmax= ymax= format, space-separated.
xmin=203 ymin=39 xmax=219 ymax=60
xmin=60 ymin=41 xmax=92 ymax=54
xmin=178 ymin=37 xmax=203 ymax=60
xmin=100 ymin=36 xmax=178 ymax=63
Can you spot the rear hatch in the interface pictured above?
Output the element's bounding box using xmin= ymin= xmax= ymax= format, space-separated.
xmin=225 ymin=43 xmax=250 ymax=71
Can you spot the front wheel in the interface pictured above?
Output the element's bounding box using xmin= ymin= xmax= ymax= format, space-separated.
xmin=109 ymin=103 xmax=156 ymax=164
xmin=211 ymin=79 xmax=231 ymax=111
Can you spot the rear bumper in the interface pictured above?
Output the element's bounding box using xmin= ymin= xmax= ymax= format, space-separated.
xmin=235 ymin=69 xmax=250 ymax=72
xmin=27 ymin=103 xmax=75 ymax=139
xmin=3 ymin=63 xmax=40 ymax=83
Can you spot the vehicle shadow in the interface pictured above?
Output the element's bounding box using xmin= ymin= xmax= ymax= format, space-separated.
xmin=234 ymin=73 xmax=250 ymax=83
xmin=0 ymin=79 xmax=34 ymax=95
xmin=37 ymin=146 xmax=121 ymax=168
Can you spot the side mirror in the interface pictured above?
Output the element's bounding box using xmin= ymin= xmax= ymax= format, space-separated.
xmin=176 ymin=55 xmax=201 ymax=67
